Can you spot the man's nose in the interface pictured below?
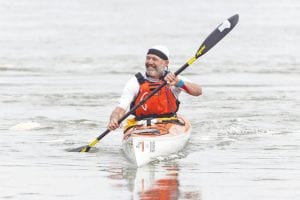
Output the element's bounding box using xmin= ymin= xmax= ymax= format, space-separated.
xmin=146 ymin=59 xmax=154 ymax=65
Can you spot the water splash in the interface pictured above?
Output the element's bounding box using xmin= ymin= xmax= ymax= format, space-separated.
xmin=10 ymin=121 xmax=42 ymax=131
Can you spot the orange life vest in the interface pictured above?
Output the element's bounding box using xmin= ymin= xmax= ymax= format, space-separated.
xmin=131 ymin=73 xmax=180 ymax=120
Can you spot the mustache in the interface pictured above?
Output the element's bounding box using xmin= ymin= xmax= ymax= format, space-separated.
xmin=146 ymin=64 xmax=166 ymax=69
xmin=146 ymin=66 xmax=156 ymax=70
xmin=146 ymin=63 xmax=155 ymax=68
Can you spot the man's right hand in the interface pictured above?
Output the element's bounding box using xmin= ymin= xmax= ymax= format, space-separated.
xmin=108 ymin=117 xmax=120 ymax=130
xmin=107 ymin=107 xmax=126 ymax=131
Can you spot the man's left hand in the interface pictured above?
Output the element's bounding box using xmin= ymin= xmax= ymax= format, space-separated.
xmin=164 ymin=72 xmax=179 ymax=86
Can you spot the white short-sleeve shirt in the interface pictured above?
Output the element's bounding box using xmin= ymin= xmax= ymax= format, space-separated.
xmin=117 ymin=73 xmax=190 ymax=110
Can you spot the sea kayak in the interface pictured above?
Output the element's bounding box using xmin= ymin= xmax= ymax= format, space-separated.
xmin=122 ymin=115 xmax=191 ymax=167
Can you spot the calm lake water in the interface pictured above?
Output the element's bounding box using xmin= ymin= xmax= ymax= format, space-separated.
xmin=0 ymin=0 xmax=299 ymax=199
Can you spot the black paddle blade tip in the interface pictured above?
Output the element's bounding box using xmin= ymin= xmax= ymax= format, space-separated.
xmin=228 ymin=14 xmax=239 ymax=28
xmin=66 ymin=145 xmax=90 ymax=152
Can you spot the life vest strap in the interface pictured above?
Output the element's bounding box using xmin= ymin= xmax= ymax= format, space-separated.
xmin=135 ymin=113 xmax=177 ymax=121
xmin=135 ymin=72 xmax=145 ymax=84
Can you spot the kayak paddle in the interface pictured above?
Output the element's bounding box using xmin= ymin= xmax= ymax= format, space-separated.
xmin=69 ymin=14 xmax=239 ymax=152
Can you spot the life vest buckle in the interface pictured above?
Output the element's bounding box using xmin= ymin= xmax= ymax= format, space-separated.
xmin=136 ymin=118 xmax=158 ymax=126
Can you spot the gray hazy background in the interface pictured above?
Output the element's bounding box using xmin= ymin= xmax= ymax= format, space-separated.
xmin=0 ymin=0 xmax=299 ymax=199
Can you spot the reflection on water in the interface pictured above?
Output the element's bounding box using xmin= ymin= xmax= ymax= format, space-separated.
xmin=107 ymin=162 xmax=201 ymax=200
xmin=134 ymin=164 xmax=179 ymax=200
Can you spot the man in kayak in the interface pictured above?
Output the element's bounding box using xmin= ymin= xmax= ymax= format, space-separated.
xmin=108 ymin=45 xmax=202 ymax=130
